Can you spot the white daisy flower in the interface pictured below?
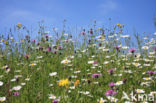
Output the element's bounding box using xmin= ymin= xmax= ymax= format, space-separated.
xmin=25 ymin=78 xmax=30 ymax=81
xmin=0 ymin=81 xmax=3 ymax=86
xmin=88 ymin=60 xmax=94 ymax=64
xmin=143 ymin=77 xmax=152 ymax=80
xmin=49 ymin=72 xmax=57 ymax=76
xmin=69 ymin=86 xmax=75 ymax=89
xmin=29 ymin=63 xmax=36 ymax=66
xmin=21 ymin=83 xmax=26 ymax=86
xmin=10 ymin=78 xmax=16 ymax=82
xmin=0 ymin=97 xmax=6 ymax=102
xmin=48 ymin=94 xmax=56 ymax=99
xmin=107 ymin=96 xmax=118 ymax=102
xmin=142 ymin=46 xmax=149 ymax=50
xmin=103 ymin=61 xmax=109 ymax=65
xmin=49 ymin=84 xmax=53 ymax=87
xmin=12 ymin=85 xmax=22 ymax=91
xmin=120 ymin=35 xmax=129 ymax=38
xmin=115 ymin=81 xmax=123 ymax=86
xmin=74 ymin=70 xmax=81 ymax=74
xmin=136 ymin=89 xmax=145 ymax=93
xmin=61 ymin=59 xmax=71 ymax=64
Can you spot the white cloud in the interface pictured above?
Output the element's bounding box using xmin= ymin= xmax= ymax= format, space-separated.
xmin=99 ymin=0 xmax=118 ymax=15
xmin=0 ymin=9 xmax=56 ymax=28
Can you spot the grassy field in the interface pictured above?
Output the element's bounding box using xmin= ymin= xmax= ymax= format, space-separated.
xmin=0 ymin=22 xmax=156 ymax=103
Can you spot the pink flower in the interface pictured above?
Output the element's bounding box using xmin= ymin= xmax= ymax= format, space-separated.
xmin=147 ymin=71 xmax=154 ymax=75
xmin=24 ymin=54 xmax=30 ymax=59
xmin=92 ymin=73 xmax=101 ymax=78
xmin=81 ymin=32 xmax=85 ymax=35
xmin=109 ymin=82 xmax=115 ymax=87
xmin=52 ymin=99 xmax=58 ymax=103
xmin=32 ymin=40 xmax=36 ymax=43
xmin=108 ymin=69 xmax=115 ymax=75
xmin=153 ymin=46 xmax=156 ymax=51
xmin=13 ymin=92 xmax=20 ymax=96
xmin=114 ymin=46 xmax=120 ymax=51
xmin=129 ymin=48 xmax=136 ymax=53
xmin=89 ymin=28 xmax=93 ymax=34
xmin=93 ymin=61 xmax=98 ymax=64
xmin=48 ymin=47 xmax=52 ymax=52
xmin=105 ymin=89 xmax=117 ymax=96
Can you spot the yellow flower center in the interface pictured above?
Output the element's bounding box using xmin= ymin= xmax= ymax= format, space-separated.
xmin=64 ymin=60 xmax=69 ymax=63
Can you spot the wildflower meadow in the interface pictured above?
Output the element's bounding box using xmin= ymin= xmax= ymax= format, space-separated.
xmin=0 ymin=21 xmax=156 ymax=103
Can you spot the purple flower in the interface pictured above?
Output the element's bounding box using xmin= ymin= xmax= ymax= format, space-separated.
xmin=109 ymin=82 xmax=115 ymax=87
xmin=93 ymin=61 xmax=98 ymax=65
xmin=39 ymin=46 xmax=45 ymax=51
xmin=45 ymin=34 xmax=49 ymax=38
xmin=153 ymin=46 xmax=156 ymax=51
xmin=53 ymin=51 xmax=57 ymax=54
xmin=129 ymin=48 xmax=136 ymax=53
xmin=122 ymin=78 xmax=127 ymax=84
xmin=81 ymin=32 xmax=85 ymax=35
xmin=89 ymin=29 xmax=93 ymax=34
xmin=105 ymin=89 xmax=117 ymax=96
xmin=92 ymin=73 xmax=101 ymax=78
xmin=114 ymin=46 xmax=120 ymax=51
xmin=24 ymin=54 xmax=30 ymax=59
xmin=13 ymin=92 xmax=20 ymax=96
xmin=32 ymin=40 xmax=36 ymax=43
xmin=147 ymin=71 xmax=154 ymax=75
xmin=48 ymin=47 xmax=52 ymax=52
xmin=37 ymin=42 xmax=40 ymax=46
xmin=108 ymin=69 xmax=115 ymax=75
xmin=57 ymin=46 xmax=62 ymax=50
xmin=52 ymin=99 xmax=58 ymax=103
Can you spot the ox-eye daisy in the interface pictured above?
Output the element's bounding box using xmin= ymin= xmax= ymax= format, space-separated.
xmin=0 ymin=81 xmax=3 ymax=86
xmin=115 ymin=81 xmax=123 ymax=86
xmin=136 ymin=89 xmax=145 ymax=93
xmin=61 ymin=59 xmax=71 ymax=64
xmin=0 ymin=97 xmax=6 ymax=102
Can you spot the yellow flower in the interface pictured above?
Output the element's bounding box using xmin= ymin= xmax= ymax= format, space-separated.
xmin=17 ymin=23 xmax=22 ymax=28
xmin=20 ymin=40 xmax=24 ymax=43
xmin=120 ymin=24 xmax=124 ymax=28
xmin=58 ymin=79 xmax=69 ymax=87
xmin=97 ymin=28 xmax=102 ymax=30
xmin=119 ymin=30 xmax=123 ymax=33
xmin=117 ymin=24 xmax=120 ymax=26
xmin=4 ymin=41 xmax=8 ymax=44
xmin=101 ymin=36 xmax=105 ymax=40
xmin=74 ymin=80 xmax=80 ymax=86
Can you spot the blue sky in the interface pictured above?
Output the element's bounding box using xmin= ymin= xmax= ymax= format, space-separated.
xmin=0 ymin=0 xmax=156 ymax=35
